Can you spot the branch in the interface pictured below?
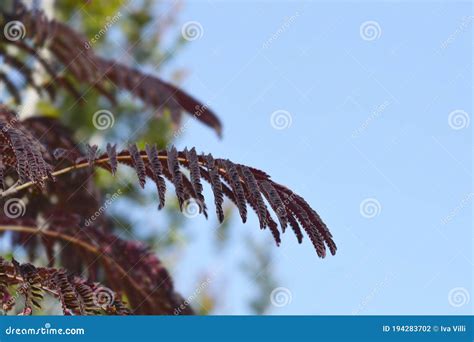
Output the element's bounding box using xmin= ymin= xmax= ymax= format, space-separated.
xmin=0 ymin=256 xmax=129 ymax=315
xmin=0 ymin=222 xmax=191 ymax=315
xmin=0 ymin=1 xmax=222 ymax=136
xmin=1 ymin=145 xmax=337 ymax=257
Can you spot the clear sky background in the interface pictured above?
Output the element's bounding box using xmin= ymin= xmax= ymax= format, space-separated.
xmin=154 ymin=0 xmax=472 ymax=315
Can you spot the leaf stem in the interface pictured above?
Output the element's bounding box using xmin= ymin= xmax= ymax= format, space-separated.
xmin=0 ymin=154 xmax=226 ymax=198
xmin=0 ymin=224 xmax=152 ymax=308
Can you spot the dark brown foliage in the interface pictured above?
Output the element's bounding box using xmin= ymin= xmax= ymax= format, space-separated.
xmin=145 ymin=144 xmax=166 ymax=209
xmin=0 ymin=215 xmax=192 ymax=315
xmin=21 ymin=116 xmax=104 ymax=226
xmin=0 ymin=256 xmax=129 ymax=315
xmin=0 ymin=1 xmax=222 ymax=136
xmin=0 ymin=105 xmax=336 ymax=257
xmin=0 ymin=0 xmax=337 ymax=317
xmin=0 ymin=105 xmax=53 ymax=188
xmin=51 ymin=144 xmax=336 ymax=257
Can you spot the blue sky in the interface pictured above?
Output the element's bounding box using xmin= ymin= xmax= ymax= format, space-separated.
xmin=160 ymin=1 xmax=473 ymax=314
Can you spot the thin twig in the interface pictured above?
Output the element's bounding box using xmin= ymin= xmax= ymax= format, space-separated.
xmin=0 ymin=154 xmax=229 ymax=198
xmin=0 ymin=224 xmax=153 ymax=308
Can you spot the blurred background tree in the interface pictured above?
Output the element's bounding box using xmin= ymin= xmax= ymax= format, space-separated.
xmin=3 ymin=0 xmax=277 ymax=314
